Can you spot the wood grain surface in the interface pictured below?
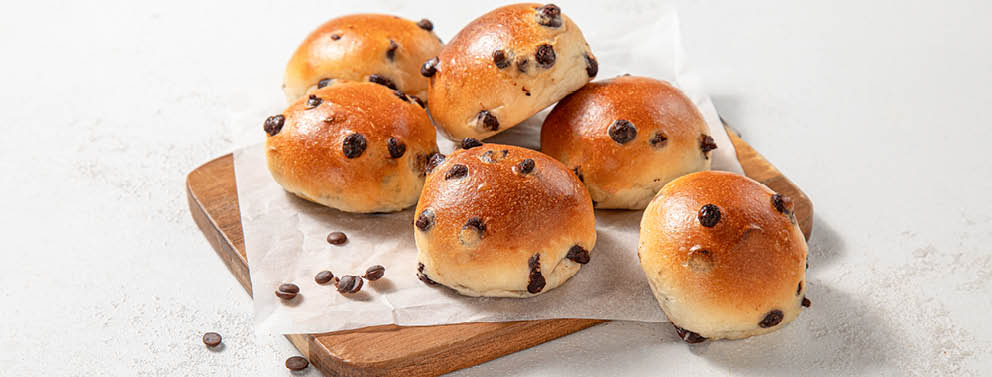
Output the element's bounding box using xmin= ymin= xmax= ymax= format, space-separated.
xmin=185 ymin=127 xmax=813 ymax=376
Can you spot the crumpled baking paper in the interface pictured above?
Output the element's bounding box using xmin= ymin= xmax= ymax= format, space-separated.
xmin=234 ymin=8 xmax=744 ymax=334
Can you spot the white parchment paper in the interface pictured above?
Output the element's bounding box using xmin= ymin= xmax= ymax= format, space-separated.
xmin=235 ymin=9 xmax=745 ymax=334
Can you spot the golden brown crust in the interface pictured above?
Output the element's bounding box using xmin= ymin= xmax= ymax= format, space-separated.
xmin=638 ymin=171 xmax=808 ymax=340
xmin=541 ymin=76 xmax=713 ymax=209
xmin=284 ymin=14 xmax=443 ymax=101
xmin=265 ymin=81 xmax=438 ymax=213
xmin=414 ymin=144 xmax=596 ymax=297
xmin=426 ymin=3 xmax=596 ymax=140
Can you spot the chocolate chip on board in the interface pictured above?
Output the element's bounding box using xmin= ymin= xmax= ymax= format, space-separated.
xmin=285 ymin=356 xmax=309 ymax=371
xmin=698 ymin=204 xmax=721 ymax=227
xmin=202 ymin=332 xmax=222 ymax=347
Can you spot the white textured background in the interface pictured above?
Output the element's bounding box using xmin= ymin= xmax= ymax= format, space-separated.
xmin=1 ymin=0 xmax=990 ymax=376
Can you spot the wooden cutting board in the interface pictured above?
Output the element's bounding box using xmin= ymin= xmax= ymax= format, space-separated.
xmin=186 ymin=126 xmax=813 ymax=376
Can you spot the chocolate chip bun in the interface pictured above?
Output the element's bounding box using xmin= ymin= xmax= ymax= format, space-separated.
xmin=413 ymin=141 xmax=596 ymax=297
xmin=264 ymin=81 xmax=439 ymax=213
xmin=541 ymin=75 xmax=716 ymax=210
xmin=423 ymin=3 xmax=597 ymax=140
xmin=283 ymin=14 xmax=443 ymax=102
xmin=638 ymin=171 xmax=809 ymax=342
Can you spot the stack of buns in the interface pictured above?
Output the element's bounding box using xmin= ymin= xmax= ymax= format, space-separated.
xmin=262 ymin=3 xmax=810 ymax=343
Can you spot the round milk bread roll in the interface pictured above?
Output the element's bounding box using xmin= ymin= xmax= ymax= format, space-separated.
xmin=413 ymin=140 xmax=596 ymax=297
xmin=283 ymin=14 xmax=443 ymax=102
xmin=638 ymin=171 xmax=809 ymax=342
xmin=264 ymin=81 xmax=439 ymax=213
xmin=423 ymin=3 xmax=598 ymax=140
xmin=541 ymin=75 xmax=717 ymax=210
